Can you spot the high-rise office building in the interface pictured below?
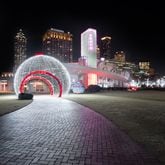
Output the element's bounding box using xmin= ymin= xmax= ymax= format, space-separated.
xmin=139 ymin=62 xmax=150 ymax=70
xmin=114 ymin=51 xmax=126 ymax=62
xmin=42 ymin=28 xmax=73 ymax=63
xmin=100 ymin=36 xmax=111 ymax=60
xmin=14 ymin=29 xmax=27 ymax=72
xmin=81 ymin=28 xmax=97 ymax=68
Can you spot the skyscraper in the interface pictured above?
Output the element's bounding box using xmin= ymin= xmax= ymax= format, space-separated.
xmin=81 ymin=28 xmax=97 ymax=68
xmin=14 ymin=29 xmax=27 ymax=72
xmin=42 ymin=28 xmax=73 ymax=63
xmin=100 ymin=36 xmax=111 ymax=60
xmin=139 ymin=62 xmax=150 ymax=70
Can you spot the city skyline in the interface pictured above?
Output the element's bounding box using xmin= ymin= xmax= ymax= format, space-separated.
xmin=0 ymin=1 xmax=164 ymax=75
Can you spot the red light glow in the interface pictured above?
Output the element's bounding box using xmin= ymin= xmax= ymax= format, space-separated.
xmin=20 ymin=75 xmax=54 ymax=95
xmin=35 ymin=52 xmax=44 ymax=56
xmin=88 ymin=73 xmax=97 ymax=86
xmin=19 ymin=70 xmax=62 ymax=97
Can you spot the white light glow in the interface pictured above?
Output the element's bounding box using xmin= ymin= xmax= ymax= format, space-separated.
xmin=14 ymin=55 xmax=71 ymax=96
xmin=81 ymin=28 xmax=97 ymax=68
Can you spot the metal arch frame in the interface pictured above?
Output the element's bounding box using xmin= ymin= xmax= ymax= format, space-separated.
xmin=19 ymin=70 xmax=63 ymax=97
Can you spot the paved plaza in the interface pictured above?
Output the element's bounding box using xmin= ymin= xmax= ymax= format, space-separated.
xmin=0 ymin=96 xmax=160 ymax=165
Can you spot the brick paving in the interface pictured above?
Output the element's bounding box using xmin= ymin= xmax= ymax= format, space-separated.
xmin=0 ymin=96 xmax=160 ymax=165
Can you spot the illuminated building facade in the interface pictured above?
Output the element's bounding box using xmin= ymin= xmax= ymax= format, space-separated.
xmin=14 ymin=29 xmax=27 ymax=72
xmin=79 ymin=29 xmax=130 ymax=88
xmin=42 ymin=28 xmax=73 ymax=63
xmin=113 ymin=51 xmax=138 ymax=75
xmin=0 ymin=72 xmax=14 ymax=92
xmin=80 ymin=28 xmax=97 ymax=86
xmin=81 ymin=28 xmax=97 ymax=68
xmin=114 ymin=51 xmax=126 ymax=62
xmin=139 ymin=62 xmax=150 ymax=70
xmin=100 ymin=36 xmax=112 ymax=60
xmin=96 ymin=46 xmax=100 ymax=59
xmin=138 ymin=62 xmax=155 ymax=77
xmin=65 ymin=62 xmax=130 ymax=89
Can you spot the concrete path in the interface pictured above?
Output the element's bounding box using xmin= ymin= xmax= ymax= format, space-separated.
xmin=0 ymin=96 xmax=160 ymax=165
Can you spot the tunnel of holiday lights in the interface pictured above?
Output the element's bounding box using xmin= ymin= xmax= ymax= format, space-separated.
xmin=19 ymin=74 xmax=55 ymax=96
xmin=14 ymin=55 xmax=71 ymax=97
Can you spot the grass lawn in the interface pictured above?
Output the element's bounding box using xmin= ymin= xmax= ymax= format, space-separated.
xmin=64 ymin=90 xmax=165 ymax=164
xmin=0 ymin=94 xmax=32 ymax=116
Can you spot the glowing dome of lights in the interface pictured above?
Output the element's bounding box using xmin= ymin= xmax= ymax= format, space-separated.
xmin=14 ymin=55 xmax=71 ymax=97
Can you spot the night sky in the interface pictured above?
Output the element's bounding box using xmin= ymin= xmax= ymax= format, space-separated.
xmin=0 ymin=1 xmax=165 ymax=75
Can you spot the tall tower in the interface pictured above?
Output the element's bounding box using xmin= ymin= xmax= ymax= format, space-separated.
xmin=14 ymin=29 xmax=27 ymax=72
xmin=100 ymin=36 xmax=111 ymax=60
xmin=81 ymin=28 xmax=97 ymax=68
xmin=42 ymin=28 xmax=73 ymax=63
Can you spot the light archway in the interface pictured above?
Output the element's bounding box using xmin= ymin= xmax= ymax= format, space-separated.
xmin=20 ymin=75 xmax=54 ymax=95
xmin=14 ymin=55 xmax=71 ymax=97
xmin=19 ymin=70 xmax=62 ymax=97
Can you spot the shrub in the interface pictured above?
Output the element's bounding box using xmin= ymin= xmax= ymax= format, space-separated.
xmin=18 ymin=93 xmax=33 ymax=100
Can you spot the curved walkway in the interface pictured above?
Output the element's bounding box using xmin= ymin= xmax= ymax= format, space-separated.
xmin=0 ymin=96 xmax=160 ymax=165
